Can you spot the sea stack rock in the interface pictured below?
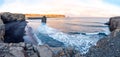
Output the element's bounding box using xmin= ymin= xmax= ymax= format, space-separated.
xmin=0 ymin=12 xmax=27 ymax=43
xmin=41 ymin=16 xmax=47 ymax=24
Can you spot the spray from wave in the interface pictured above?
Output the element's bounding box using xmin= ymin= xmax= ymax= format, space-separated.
xmin=35 ymin=23 xmax=109 ymax=54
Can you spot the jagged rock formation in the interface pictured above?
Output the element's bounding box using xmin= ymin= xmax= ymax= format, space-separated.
xmin=85 ymin=17 xmax=120 ymax=57
xmin=85 ymin=31 xmax=120 ymax=57
xmin=109 ymin=16 xmax=120 ymax=32
xmin=0 ymin=12 xmax=27 ymax=43
xmin=0 ymin=12 xmax=25 ymax=23
xmin=0 ymin=43 xmax=82 ymax=57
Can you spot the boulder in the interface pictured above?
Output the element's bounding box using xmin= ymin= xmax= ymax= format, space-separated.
xmin=9 ymin=47 xmax=25 ymax=57
xmin=0 ymin=43 xmax=81 ymax=57
xmin=36 ymin=45 xmax=53 ymax=57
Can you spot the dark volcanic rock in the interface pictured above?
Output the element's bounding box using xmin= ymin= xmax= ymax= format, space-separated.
xmin=109 ymin=16 xmax=120 ymax=32
xmin=0 ymin=12 xmax=27 ymax=43
xmin=4 ymin=21 xmax=27 ymax=43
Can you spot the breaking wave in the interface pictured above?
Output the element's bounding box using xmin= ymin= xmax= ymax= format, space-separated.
xmin=35 ymin=23 xmax=109 ymax=54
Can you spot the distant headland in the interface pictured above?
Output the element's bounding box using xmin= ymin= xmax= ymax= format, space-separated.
xmin=25 ymin=14 xmax=65 ymax=18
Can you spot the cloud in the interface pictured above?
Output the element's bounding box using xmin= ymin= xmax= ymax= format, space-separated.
xmin=0 ymin=0 xmax=120 ymax=17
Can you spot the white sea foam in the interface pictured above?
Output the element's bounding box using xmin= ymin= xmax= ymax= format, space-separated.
xmin=35 ymin=23 xmax=108 ymax=54
xmin=23 ymin=25 xmax=43 ymax=45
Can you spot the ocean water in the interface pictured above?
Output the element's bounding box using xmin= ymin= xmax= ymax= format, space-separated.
xmin=26 ymin=17 xmax=110 ymax=54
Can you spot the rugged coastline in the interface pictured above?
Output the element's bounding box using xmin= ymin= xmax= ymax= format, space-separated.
xmin=85 ymin=16 xmax=120 ymax=57
xmin=0 ymin=12 xmax=120 ymax=57
xmin=0 ymin=12 xmax=79 ymax=57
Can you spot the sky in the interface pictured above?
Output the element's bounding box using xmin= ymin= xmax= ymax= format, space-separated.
xmin=0 ymin=0 xmax=120 ymax=17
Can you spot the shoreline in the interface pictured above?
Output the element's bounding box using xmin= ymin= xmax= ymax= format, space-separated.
xmin=0 ymin=12 xmax=120 ymax=57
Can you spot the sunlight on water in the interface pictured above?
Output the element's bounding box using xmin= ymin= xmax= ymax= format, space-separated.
xmin=35 ymin=23 xmax=108 ymax=54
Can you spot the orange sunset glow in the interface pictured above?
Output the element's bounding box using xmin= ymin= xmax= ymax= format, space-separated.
xmin=25 ymin=14 xmax=65 ymax=18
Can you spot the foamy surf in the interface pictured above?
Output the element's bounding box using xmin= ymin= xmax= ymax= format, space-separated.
xmin=35 ymin=23 xmax=108 ymax=54
xmin=23 ymin=25 xmax=43 ymax=45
